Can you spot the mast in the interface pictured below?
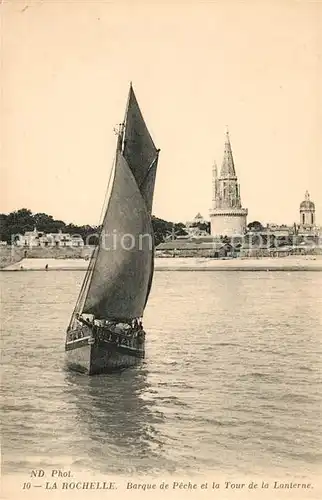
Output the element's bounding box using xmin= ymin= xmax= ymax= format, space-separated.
xmin=121 ymin=81 xmax=132 ymax=154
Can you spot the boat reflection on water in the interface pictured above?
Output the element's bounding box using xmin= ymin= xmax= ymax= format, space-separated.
xmin=64 ymin=365 xmax=174 ymax=475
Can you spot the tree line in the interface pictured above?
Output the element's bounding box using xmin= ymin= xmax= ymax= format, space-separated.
xmin=0 ymin=209 xmax=313 ymax=249
xmin=0 ymin=208 xmax=189 ymax=246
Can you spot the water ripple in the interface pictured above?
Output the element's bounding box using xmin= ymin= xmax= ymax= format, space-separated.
xmin=1 ymin=270 xmax=322 ymax=477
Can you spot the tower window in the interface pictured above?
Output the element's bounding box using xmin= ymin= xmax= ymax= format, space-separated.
xmin=302 ymin=213 xmax=305 ymax=224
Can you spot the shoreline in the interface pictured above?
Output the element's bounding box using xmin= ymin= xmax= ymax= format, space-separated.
xmin=1 ymin=257 xmax=322 ymax=272
xmin=3 ymin=268 xmax=322 ymax=272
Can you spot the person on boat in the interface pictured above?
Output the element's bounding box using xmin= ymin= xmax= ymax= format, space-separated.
xmin=114 ymin=323 xmax=123 ymax=334
xmin=77 ymin=315 xmax=93 ymax=328
xmin=120 ymin=336 xmax=128 ymax=346
xmin=108 ymin=321 xmax=116 ymax=332
xmin=137 ymin=328 xmax=145 ymax=344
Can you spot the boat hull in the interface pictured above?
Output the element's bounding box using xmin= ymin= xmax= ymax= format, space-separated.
xmin=65 ymin=335 xmax=145 ymax=375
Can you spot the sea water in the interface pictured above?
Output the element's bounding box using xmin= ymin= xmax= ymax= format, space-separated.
xmin=1 ymin=271 xmax=321 ymax=481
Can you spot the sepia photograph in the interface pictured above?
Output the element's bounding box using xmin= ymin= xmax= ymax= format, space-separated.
xmin=1 ymin=1 xmax=321 ymax=499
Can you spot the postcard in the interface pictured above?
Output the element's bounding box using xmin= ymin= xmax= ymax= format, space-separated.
xmin=1 ymin=1 xmax=321 ymax=499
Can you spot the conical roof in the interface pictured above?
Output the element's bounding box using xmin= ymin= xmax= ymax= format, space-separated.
xmin=220 ymin=130 xmax=236 ymax=179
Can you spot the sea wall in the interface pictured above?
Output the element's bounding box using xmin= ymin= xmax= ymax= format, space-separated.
xmin=3 ymin=256 xmax=322 ymax=272
xmin=0 ymin=246 xmax=25 ymax=269
xmin=2 ymin=245 xmax=322 ymax=270
xmin=156 ymin=246 xmax=322 ymax=259
xmin=0 ymin=245 xmax=94 ymax=268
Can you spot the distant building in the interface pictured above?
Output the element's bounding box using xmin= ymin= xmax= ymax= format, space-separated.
xmin=156 ymin=238 xmax=231 ymax=258
xmin=15 ymin=228 xmax=84 ymax=247
xmin=299 ymin=191 xmax=316 ymax=230
xmin=185 ymin=213 xmax=209 ymax=237
xmin=186 ymin=213 xmax=206 ymax=227
xmin=156 ymin=132 xmax=321 ymax=258
xmin=265 ymin=190 xmax=319 ymax=237
xmin=15 ymin=228 xmax=39 ymax=247
xmin=265 ymin=224 xmax=294 ymax=238
xmin=209 ymin=130 xmax=248 ymax=236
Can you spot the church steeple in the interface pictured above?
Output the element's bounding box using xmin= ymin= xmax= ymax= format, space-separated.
xmin=220 ymin=129 xmax=237 ymax=179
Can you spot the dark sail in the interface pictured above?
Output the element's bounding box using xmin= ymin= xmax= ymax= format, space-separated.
xmin=123 ymin=85 xmax=159 ymax=214
xmin=82 ymin=151 xmax=154 ymax=319
xmin=70 ymin=85 xmax=159 ymax=322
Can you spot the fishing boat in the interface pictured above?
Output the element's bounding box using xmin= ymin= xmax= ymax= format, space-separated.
xmin=65 ymin=84 xmax=160 ymax=375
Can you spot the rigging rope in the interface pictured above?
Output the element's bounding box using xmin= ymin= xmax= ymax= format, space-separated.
xmin=67 ymin=149 xmax=117 ymax=329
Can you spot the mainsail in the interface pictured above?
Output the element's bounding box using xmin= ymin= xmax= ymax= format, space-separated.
xmin=75 ymin=85 xmax=159 ymax=321
xmin=123 ymin=86 xmax=159 ymax=214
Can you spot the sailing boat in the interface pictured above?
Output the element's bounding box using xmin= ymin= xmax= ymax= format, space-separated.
xmin=65 ymin=84 xmax=160 ymax=375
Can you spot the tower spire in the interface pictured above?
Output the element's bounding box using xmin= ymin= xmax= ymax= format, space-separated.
xmin=220 ymin=128 xmax=236 ymax=178
xmin=212 ymin=160 xmax=218 ymax=207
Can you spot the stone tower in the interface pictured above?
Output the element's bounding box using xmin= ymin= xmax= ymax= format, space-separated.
xmin=300 ymin=191 xmax=315 ymax=227
xmin=210 ymin=130 xmax=248 ymax=236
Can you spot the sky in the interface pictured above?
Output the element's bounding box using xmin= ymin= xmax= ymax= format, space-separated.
xmin=1 ymin=0 xmax=321 ymax=226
